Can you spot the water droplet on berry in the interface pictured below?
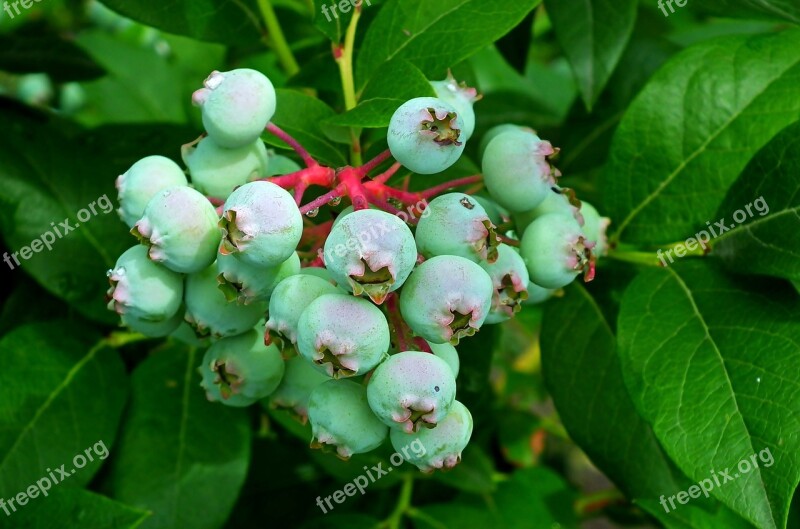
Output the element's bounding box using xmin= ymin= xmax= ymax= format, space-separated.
xmin=106 ymin=269 xmax=113 ymax=278
xmin=328 ymin=196 xmax=342 ymax=206
xmin=306 ymin=208 xmax=320 ymax=218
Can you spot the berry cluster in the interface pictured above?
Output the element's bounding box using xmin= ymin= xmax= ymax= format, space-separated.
xmin=106 ymin=68 xmax=609 ymax=473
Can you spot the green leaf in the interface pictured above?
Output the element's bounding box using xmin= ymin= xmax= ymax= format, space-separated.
xmin=327 ymin=59 xmax=434 ymax=128
xmin=541 ymin=282 xmax=754 ymax=528
xmin=360 ymin=59 xmax=434 ymax=101
xmin=325 ymin=98 xmax=402 ymax=127
xmin=266 ymin=89 xmax=348 ymax=167
xmin=603 ymin=29 xmax=800 ymax=245
xmin=97 ymin=0 xmax=262 ymax=45
xmin=0 ymin=323 xmax=128 ymax=497
xmin=0 ymin=27 xmax=105 ymax=82
xmin=0 ymin=102 xmax=193 ymax=324
xmin=691 ymin=0 xmax=800 ymax=24
xmin=411 ymin=503 xmax=496 ymax=529
xmin=75 ymin=31 xmax=186 ymax=124
xmin=543 ymin=0 xmax=637 ymax=109
xmin=104 ymin=345 xmax=251 ymax=529
xmin=356 ymin=0 xmax=542 ymax=88
xmin=713 ymin=121 xmax=800 ymax=282
xmin=493 ymin=467 xmax=579 ymax=529
xmin=618 ymin=261 xmax=800 ymax=529
xmin=312 ymin=0 xmax=385 ymax=42
xmin=0 ymin=489 xmax=149 ymax=529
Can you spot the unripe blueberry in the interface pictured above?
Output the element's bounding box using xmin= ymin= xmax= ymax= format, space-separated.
xmin=514 ymin=187 xmax=584 ymax=233
xmin=267 ymin=355 xmax=330 ymax=421
xmin=580 ymin=202 xmax=611 ymax=257
xmin=132 ymin=186 xmax=220 ymax=274
xmin=387 ymin=97 xmax=466 ymax=175
xmin=414 ymin=193 xmax=499 ymax=263
xmin=121 ymin=308 xmax=184 ymax=338
xmin=17 ymin=73 xmax=53 ymax=106
xmin=192 ymin=69 xmax=276 ymax=148
xmin=430 ymin=72 xmax=480 ymax=141
xmin=429 ymin=341 xmax=459 ymax=378
xmin=399 ymin=255 xmax=494 ymax=345
xmin=182 ymin=136 xmax=269 ymax=200
xmin=107 ymin=245 xmax=183 ymax=323
xmin=389 ymin=400 xmax=472 ymax=472
xmin=481 ymin=244 xmax=530 ymax=324
xmin=169 ymin=321 xmax=212 ymax=347
xmin=217 ymin=251 xmax=300 ymax=305
xmin=297 ymin=294 xmax=390 ymax=378
xmin=482 ymin=129 xmax=561 ymax=212
xmin=185 ymin=264 xmax=267 ymax=338
xmin=200 ymin=329 xmax=284 ymax=407
xmin=367 ymin=351 xmax=457 ymax=433
xmin=520 ymin=213 xmax=595 ymax=289
xmin=323 ymin=209 xmax=417 ymax=304
xmin=308 ymin=379 xmax=389 ymax=459
xmin=264 ymin=152 xmax=302 ymax=177
xmin=297 ymin=266 xmax=337 ymax=284
xmin=116 ymin=155 xmax=188 ymax=228
xmin=219 ymin=181 xmax=303 ymax=268
xmin=478 ymin=124 xmax=535 ymax=159
xmin=265 ymin=274 xmax=340 ymax=350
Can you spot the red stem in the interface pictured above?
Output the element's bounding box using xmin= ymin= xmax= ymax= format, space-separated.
xmin=385 ymin=293 xmax=412 ymax=352
xmin=371 ymin=162 xmax=402 ymax=185
xmin=266 ymin=123 xmax=317 ymax=168
xmin=299 ymin=184 xmax=345 ymax=215
xmin=357 ymin=149 xmax=393 ymax=176
xmin=421 ymin=175 xmax=483 ymax=199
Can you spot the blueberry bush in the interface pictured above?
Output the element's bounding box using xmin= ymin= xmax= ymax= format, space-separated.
xmin=0 ymin=1 xmax=799 ymax=529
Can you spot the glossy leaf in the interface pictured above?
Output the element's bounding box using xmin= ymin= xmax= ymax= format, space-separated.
xmin=618 ymin=262 xmax=800 ymax=529
xmin=103 ymin=345 xmax=251 ymax=529
xmin=604 ymin=30 xmax=800 ymax=245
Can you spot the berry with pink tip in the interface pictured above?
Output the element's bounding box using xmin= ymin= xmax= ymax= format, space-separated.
xmin=323 ymin=209 xmax=417 ymax=304
xmin=399 ymin=255 xmax=494 ymax=345
xmin=520 ymin=213 xmax=595 ymax=289
xmin=219 ymin=181 xmax=303 ymax=268
xmin=389 ymin=400 xmax=472 ymax=472
xmin=131 ymin=186 xmax=220 ymax=274
xmin=387 ymin=97 xmax=466 ymax=175
xmin=480 ymin=244 xmax=530 ymax=324
xmin=482 ymin=128 xmax=561 ymax=213
xmin=431 ymin=71 xmax=480 ymax=141
xmin=296 ymin=294 xmax=390 ymax=378
xmin=192 ymin=69 xmax=276 ymax=149
xmin=366 ymin=350 xmax=457 ymax=433
xmin=107 ymin=245 xmax=183 ymax=322
xmin=116 ymin=155 xmax=188 ymax=228
xmin=216 ymin=251 xmax=300 ymax=305
xmin=307 ymin=379 xmax=389 ymax=459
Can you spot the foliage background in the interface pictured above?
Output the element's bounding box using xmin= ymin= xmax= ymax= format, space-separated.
xmin=0 ymin=0 xmax=798 ymax=528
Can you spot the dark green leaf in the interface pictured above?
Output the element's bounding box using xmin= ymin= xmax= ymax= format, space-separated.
xmin=266 ymin=89 xmax=348 ymax=166
xmin=713 ymin=121 xmax=800 ymax=282
xmin=544 ymin=0 xmax=638 ymax=109
xmin=604 ymin=29 xmax=800 ymax=245
xmin=0 ymin=489 xmax=149 ymax=529
xmin=360 ymin=59 xmax=434 ymax=101
xmin=104 ymin=344 xmax=251 ymax=529
xmin=0 ymin=28 xmax=105 ymax=82
xmin=493 ymin=467 xmax=579 ymax=529
xmin=0 ymin=323 xmax=128 ymax=497
xmin=430 ymin=444 xmax=496 ymax=494
xmin=325 ymin=98 xmax=402 ymax=127
xmin=692 ymin=0 xmax=800 ymax=24
xmin=312 ymin=0 xmax=385 ymax=42
xmin=411 ymin=503 xmax=496 ymax=529
xmin=0 ymin=101 xmax=193 ymax=324
xmin=618 ymin=262 xmax=800 ymax=529
xmin=356 ymin=0 xmax=542 ymax=88
xmin=542 ymin=282 xmax=754 ymax=527
xmin=98 ymin=0 xmax=262 ymax=45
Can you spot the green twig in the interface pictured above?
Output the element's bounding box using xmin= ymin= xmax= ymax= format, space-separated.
xmin=380 ymin=473 xmax=414 ymax=529
xmin=335 ymin=6 xmax=363 ymax=166
xmin=258 ymin=0 xmax=300 ymax=76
